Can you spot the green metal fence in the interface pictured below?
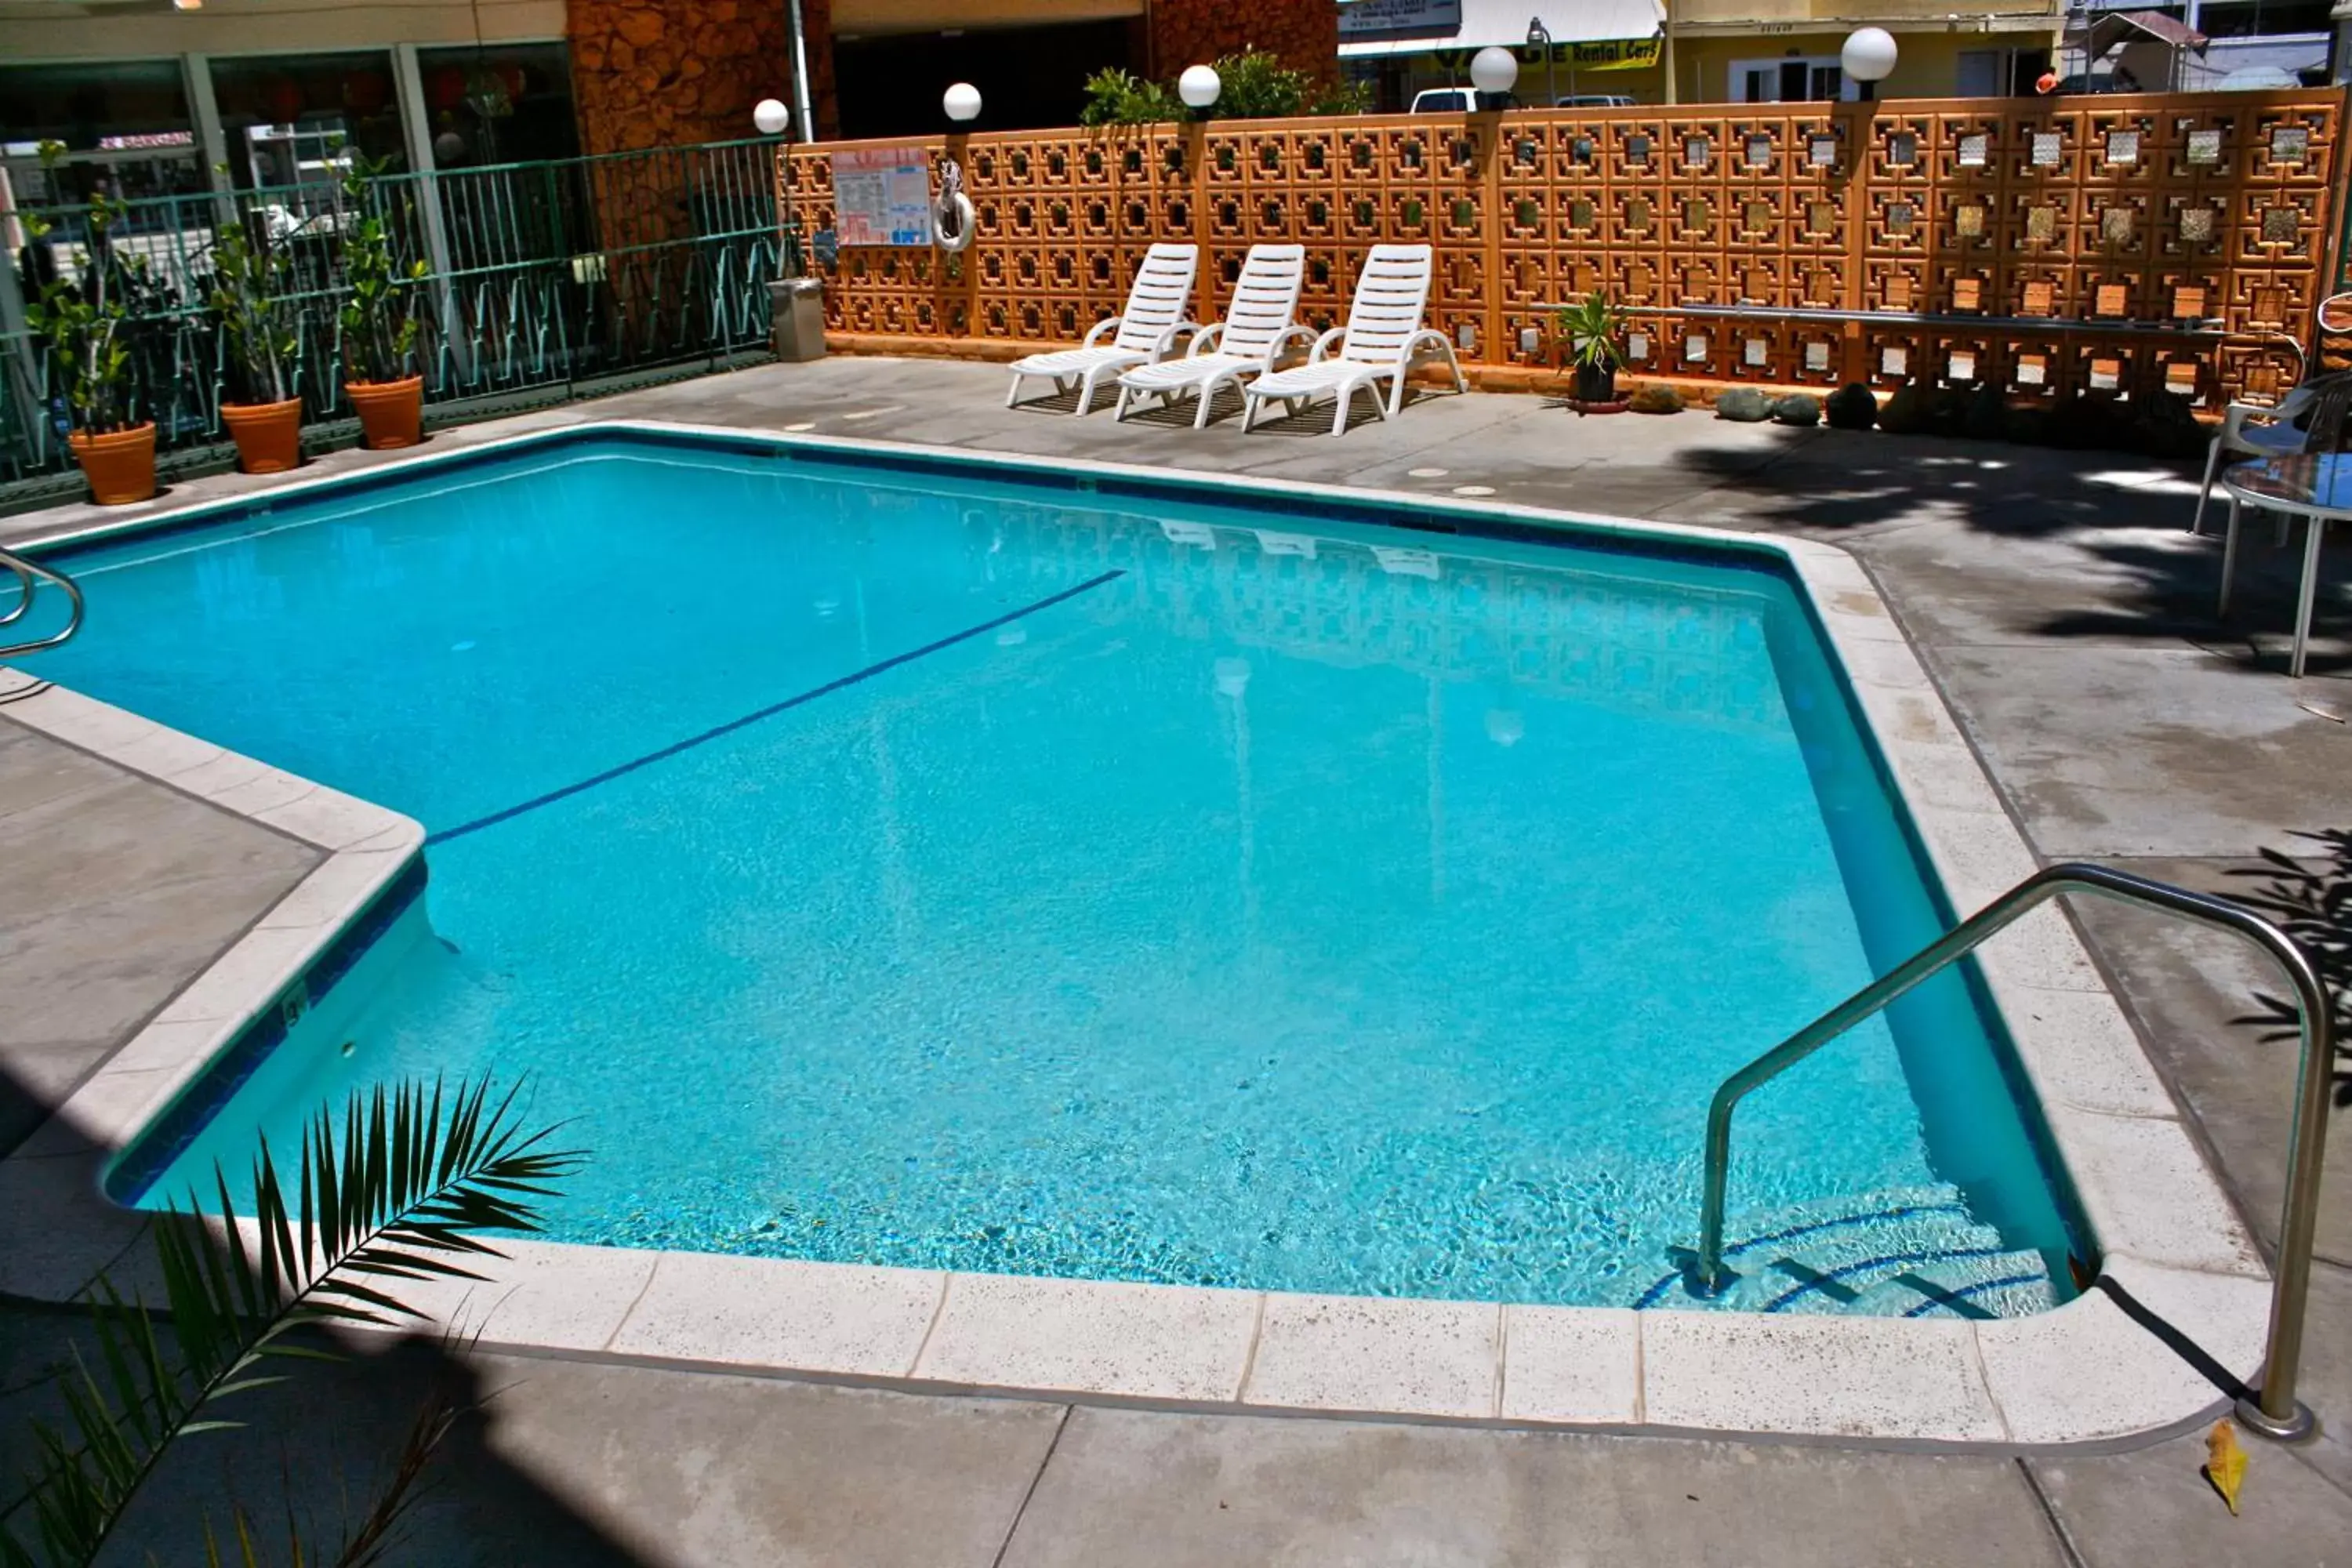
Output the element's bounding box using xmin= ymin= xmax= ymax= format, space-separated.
xmin=2 ymin=136 xmax=795 ymax=500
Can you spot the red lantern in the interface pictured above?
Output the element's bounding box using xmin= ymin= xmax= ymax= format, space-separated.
xmin=496 ymin=62 xmax=528 ymax=103
xmin=426 ymin=64 xmax=468 ymax=113
xmin=343 ymin=68 xmax=390 ymax=117
xmin=262 ymin=77 xmax=304 ymax=125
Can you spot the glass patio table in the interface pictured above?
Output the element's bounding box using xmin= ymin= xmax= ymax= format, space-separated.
xmin=2220 ymin=452 xmax=2350 ymax=678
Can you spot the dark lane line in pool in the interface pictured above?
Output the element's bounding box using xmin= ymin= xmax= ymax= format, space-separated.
xmin=424 ymin=568 xmax=1127 ymax=847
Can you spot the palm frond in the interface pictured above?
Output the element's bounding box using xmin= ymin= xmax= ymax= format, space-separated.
xmin=0 ymin=1076 xmax=580 ymax=1567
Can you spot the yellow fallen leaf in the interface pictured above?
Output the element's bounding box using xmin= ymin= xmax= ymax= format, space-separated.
xmin=2204 ymin=1418 xmax=2247 ymax=1515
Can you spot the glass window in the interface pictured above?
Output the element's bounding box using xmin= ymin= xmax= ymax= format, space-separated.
xmin=0 ymin=60 xmax=202 ymax=203
xmin=414 ymin=44 xmax=579 ymax=168
xmin=209 ymin=52 xmax=405 ymax=189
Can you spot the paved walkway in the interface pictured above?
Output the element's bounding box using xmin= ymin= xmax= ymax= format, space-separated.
xmin=2 ymin=359 xmax=2347 ymax=1564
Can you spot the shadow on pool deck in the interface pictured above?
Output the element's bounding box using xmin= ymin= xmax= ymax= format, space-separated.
xmin=2222 ymin=829 xmax=2352 ymax=1105
xmin=1662 ymin=427 xmax=2352 ymax=677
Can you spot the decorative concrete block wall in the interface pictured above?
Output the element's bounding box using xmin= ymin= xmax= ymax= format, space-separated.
xmin=782 ymin=90 xmax=2347 ymax=408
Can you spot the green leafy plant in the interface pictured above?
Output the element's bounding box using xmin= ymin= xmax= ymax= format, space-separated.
xmin=1078 ymin=67 xmax=1182 ymax=126
xmin=1308 ymin=78 xmax=1376 ymax=116
xmin=207 ymin=198 xmax=299 ymax=407
xmin=19 ymin=142 xmax=150 ymax=437
xmin=0 ymin=1077 xmax=581 ymax=1568
xmin=334 ymin=151 xmax=427 ymax=385
xmin=1554 ymin=290 xmax=1630 ymax=370
xmin=1208 ymin=49 xmax=1312 ymax=118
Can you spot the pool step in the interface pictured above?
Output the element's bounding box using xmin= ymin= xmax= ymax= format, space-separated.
xmin=1634 ymin=1185 xmax=2061 ymax=1319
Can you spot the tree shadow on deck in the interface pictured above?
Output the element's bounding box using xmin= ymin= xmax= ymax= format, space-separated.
xmin=1662 ymin=425 xmax=2352 ymax=674
xmin=0 ymin=1044 xmax=656 ymax=1567
xmin=2225 ymin=829 xmax=2352 ymax=1105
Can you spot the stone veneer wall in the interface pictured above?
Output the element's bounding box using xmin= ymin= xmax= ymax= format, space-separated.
xmin=568 ymin=0 xmax=837 ymax=155
xmin=1145 ymin=0 xmax=1337 ymax=82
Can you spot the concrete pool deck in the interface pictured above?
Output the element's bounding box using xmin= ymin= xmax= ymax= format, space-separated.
xmin=2 ymin=359 xmax=2348 ymax=1559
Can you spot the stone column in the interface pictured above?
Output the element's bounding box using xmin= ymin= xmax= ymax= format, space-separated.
xmin=1146 ymin=0 xmax=1338 ymax=83
xmin=565 ymin=0 xmax=838 ymax=340
xmin=568 ymin=0 xmax=836 ymax=158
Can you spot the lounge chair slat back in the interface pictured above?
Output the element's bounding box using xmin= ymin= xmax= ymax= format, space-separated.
xmin=1339 ymin=245 xmax=1436 ymax=365
xmin=1217 ymin=245 xmax=1307 ymax=360
xmin=1112 ymin=244 xmax=1203 ymax=353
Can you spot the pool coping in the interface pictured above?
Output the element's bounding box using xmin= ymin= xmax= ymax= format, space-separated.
xmin=0 ymin=416 xmax=2275 ymax=1451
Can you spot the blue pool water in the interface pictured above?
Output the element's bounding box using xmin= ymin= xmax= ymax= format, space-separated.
xmin=17 ymin=431 xmax=2078 ymax=1312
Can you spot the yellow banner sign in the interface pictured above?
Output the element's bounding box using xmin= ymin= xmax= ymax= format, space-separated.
xmin=1432 ymin=38 xmax=1661 ymax=74
xmin=1572 ymin=37 xmax=1662 ymax=72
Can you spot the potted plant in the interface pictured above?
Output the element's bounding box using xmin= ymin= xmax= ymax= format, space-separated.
xmin=21 ymin=143 xmax=156 ymax=505
xmin=1555 ymin=290 xmax=1631 ymax=405
xmin=336 ymin=150 xmax=428 ymax=448
xmin=208 ymin=201 xmax=304 ymax=473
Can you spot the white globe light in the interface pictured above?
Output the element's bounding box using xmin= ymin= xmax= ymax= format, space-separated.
xmin=942 ymin=82 xmax=982 ymax=122
xmin=1468 ymin=45 xmax=1519 ymax=96
xmin=430 ymin=131 xmax=466 ymax=165
xmin=1840 ymin=27 xmax=1899 ymax=84
xmin=1178 ymin=64 xmax=1221 ymax=108
xmin=752 ymin=97 xmax=790 ymax=136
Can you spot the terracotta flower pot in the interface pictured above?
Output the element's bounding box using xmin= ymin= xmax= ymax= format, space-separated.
xmin=221 ymin=397 xmax=304 ymax=474
xmin=67 ymin=422 xmax=158 ymax=506
xmin=345 ymin=375 xmax=424 ymax=450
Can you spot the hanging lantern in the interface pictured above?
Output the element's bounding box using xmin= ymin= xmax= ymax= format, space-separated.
xmin=496 ymin=62 xmax=528 ymax=103
xmin=343 ymin=68 xmax=390 ymax=117
xmin=262 ymin=77 xmax=304 ymax=125
xmin=426 ymin=64 xmax=468 ymax=113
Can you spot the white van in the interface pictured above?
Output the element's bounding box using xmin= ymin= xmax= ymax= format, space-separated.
xmin=1408 ymin=87 xmax=1519 ymax=113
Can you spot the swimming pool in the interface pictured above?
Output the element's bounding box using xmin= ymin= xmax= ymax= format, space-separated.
xmin=16 ymin=427 xmax=2081 ymax=1316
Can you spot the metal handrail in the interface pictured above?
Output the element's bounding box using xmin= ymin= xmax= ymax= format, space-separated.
xmin=0 ymin=545 xmax=84 ymax=659
xmin=1695 ymin=862 xmax=2334 ymax=1443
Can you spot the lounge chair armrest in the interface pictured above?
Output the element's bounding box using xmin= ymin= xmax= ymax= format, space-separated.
xmin=1082 ymin=316 xmax=1121 ymax=350
xmin=1394 ymin=328 xmax=1451 ymax=369
xmin=1188 ymin=323 xmax=1227 ymax=358
xmin=1308 ymin=327 xmax=1347 ymax=363
xmin=1263 ymin=324 xmax=1320 ymax=368
xmin=1150 ymin=320 xmax=1200 ymax=358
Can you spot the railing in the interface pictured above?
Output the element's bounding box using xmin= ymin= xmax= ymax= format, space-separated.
xmin=2 ymin=138 xmax=798 ymax=499
xmin=0 ymin=545 xmax=85 ymax=659
xmin=1694 ymin=862 xmax=2335 ymax=1442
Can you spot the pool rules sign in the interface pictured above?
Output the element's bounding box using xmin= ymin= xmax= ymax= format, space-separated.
xmin=829 ymin=147 xmax=933 ymax=247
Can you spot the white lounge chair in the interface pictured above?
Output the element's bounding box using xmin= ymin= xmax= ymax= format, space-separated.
xmin=1113 ymin=244 xmax=1308 ymax=429
xmin=1240 ymin=244 xmax=1464 ymax=436
xmin=1004 ymin=242 xmax=1199 ymax=414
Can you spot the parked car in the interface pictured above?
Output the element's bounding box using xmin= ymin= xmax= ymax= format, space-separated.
xmin=1555 ymin=94 xmax=1637 ymax=107
xmin=1408 ymin=87 xmax=1519 ymax=113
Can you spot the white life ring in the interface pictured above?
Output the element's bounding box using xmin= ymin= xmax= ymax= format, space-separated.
xmin=935 ymin=191 xmax=975 ymax=252
xmin=2318 ymin=292 xmax=2352 ymax=335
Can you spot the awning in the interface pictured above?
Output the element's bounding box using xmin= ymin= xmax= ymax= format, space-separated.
xmin=1339 ymin=0 xmax=1664 ymax=60
xmin=2079 ymin=9 xmax=2209 ymax=57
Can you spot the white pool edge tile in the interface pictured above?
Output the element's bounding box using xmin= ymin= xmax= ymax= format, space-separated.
xmin=2 ymin=680 xmax=426 ymax=1199
xmin=0 ymin=416 xmax=2273 ymax=1448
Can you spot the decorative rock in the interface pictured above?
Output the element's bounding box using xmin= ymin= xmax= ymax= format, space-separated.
xmin=1875 ymin=385 xmax=1931 ymax=435
xmin=1770 ymin=393 xmax=1821 ymax=426
xmin=1824 ymin=383 xmax=1878 ymax=430
xmin=1962 ymin=383 xmax=2009 ymax=441
xmin=1715 ymin=387 xmax=1774 ymax=422
xmin=1628 ymin=383 xmax=1684 ymax=414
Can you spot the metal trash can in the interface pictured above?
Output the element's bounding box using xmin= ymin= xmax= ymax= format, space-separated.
xmin=767 ymin=278 xmax=826 ymax=363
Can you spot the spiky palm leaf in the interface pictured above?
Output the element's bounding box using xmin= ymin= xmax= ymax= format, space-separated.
xmin=0 ymin=1077 xmax=579 ymax=1567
